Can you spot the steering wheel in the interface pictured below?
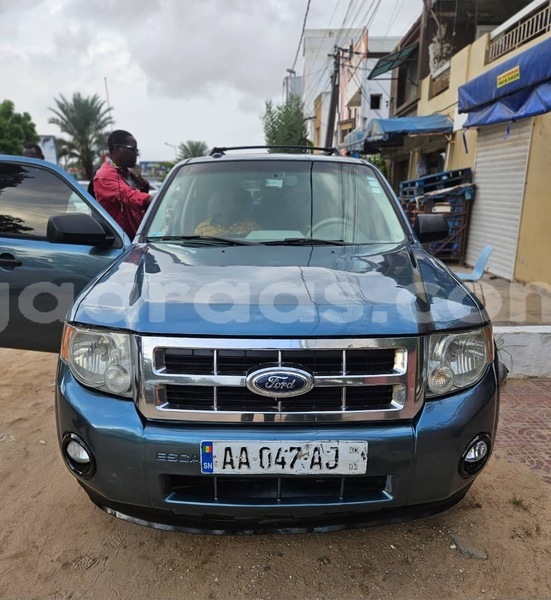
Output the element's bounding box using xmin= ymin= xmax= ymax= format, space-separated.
xmin=310 ymin=217 xmax=355 ymax=238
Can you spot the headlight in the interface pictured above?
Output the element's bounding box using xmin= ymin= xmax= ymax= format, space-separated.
xmin=426 ymin=326 xmax=494 ymax=397
xmin=60 ymin=325 xmax=134 ymax=398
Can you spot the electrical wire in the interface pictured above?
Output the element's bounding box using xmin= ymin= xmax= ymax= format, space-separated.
xmin=291 ymin=0 xmax=312 ymax=72
xmin=343 ymin=0 xmax=381 ymax=85
xmin=358 ymin=0 xmax=379 ymax=30
xmin=384 ymin=0 xmax=407 ymax=37
xmin=304 ymin=2 xmax=365 ymax=110
xmin=303 ymin=58 xmax=333 ymax=109
xmin=301 ymin=2 xmax=341 ymax=109
xmin=334 ymin=0 xmax=359 ymax=48
xmin=303 ymin=0 xmax=422 ymax=146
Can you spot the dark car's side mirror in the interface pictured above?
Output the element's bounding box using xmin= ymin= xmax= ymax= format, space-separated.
xmin=414 ymin=214 xmax=449 ymax=243
xmin=47 ymin=214 xmax=111 ymax=247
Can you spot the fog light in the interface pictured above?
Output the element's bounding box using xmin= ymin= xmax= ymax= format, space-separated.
xmin=67 ymin=440 xmax=91 ymax=464
xmin=465 ymin=440 xmax=489 ymax=463
xmin=459 ymin=434 xmax=491 ymax=478
xmin=62 ymin=433 xmax=96 ymax=478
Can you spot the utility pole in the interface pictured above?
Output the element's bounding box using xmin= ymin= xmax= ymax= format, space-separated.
xmin=324 ymin=42 xmax=370 ymax=148
xmin=324 ymin=47 xmax=341 ymax=148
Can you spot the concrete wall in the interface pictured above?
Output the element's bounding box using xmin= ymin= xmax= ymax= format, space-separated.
xmin=516 ymin=113 xmax=551 ymax=285
xmin=495 ymin=326 xmax=551 ymax=378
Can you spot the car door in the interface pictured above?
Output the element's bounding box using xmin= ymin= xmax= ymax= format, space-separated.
xmin=0 ymin=157 xmax=130 ymax=352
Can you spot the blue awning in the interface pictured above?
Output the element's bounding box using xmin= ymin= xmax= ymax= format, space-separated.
xmin=458 ymin=36 xmax=551 ymax=128
xmin=341 ymin=128 xmax=366 ymax=151
xmin=364 ymin=115 xmax=453 ymax=149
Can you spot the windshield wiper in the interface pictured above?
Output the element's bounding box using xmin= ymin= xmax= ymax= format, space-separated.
xmin=261 ymin=237 xmax=348 ymax=246
xmin=146 ymin=235 xmax=259 ymax=246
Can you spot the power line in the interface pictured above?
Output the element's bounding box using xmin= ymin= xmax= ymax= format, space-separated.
xmin=358 ymin=0 xmax=378 ymax=30
xmin=312 ymin=1 xmax=367 ymax=111
xmin=302 ymin=42 xmax=337 ymax=108
xmin=385 ymin=0 xmax=407 ymax=37
xmin=302 ymin=1 xmax=366 ymax=128
xmin=345 ymin=0 xmax=369 ymax=32
xmin=345 ymin=0 xmax=382 ymax=83
xmin=291 ymin=0 xmax=312 ymax=72
xmin=334 ymin=0 xmax=364 ymax=56
xmin=301 ymin=1 xmax=344 ymax=108
xmin=306 ymin=0 xmax=341 ymax=74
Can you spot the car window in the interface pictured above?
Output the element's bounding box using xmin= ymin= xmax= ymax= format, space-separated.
xmin=147 ymin=160 xmax=406 ymax=244
xmin=0 ymin=163 xmax=91 ymax=238
xmin=67 ymin=191 xmax=92 ymax=215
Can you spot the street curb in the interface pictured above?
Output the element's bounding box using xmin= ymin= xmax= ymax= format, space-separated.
xmin=494 ymin=325 xmax=551 ymax=379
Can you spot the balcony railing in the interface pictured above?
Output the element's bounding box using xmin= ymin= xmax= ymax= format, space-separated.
xmin=487 ymin=4 xmax=551 ymax=63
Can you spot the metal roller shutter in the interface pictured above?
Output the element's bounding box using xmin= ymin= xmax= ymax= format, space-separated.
xmin=467 ymin=119 xmax=533 ymax=280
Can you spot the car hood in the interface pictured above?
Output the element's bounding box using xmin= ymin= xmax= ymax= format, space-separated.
xmin=71 ymin=243 xmax=487 ymax=336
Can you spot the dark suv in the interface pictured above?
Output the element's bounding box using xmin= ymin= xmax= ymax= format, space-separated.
xmin=0 ymin=147 xmax=499 ymax=533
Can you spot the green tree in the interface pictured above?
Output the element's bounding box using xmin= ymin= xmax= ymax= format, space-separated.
xmin=177 ymin=140 xmax=209 ymax=159
xmin=0 ymin=100 xmax=39 ymax=155
xmin=261 ymin=95 xmax=310 ymax=152
xmin=48 ymin=93 xmax=113 ymax=180
xmin=367 ymin=153 xmax=388 ymax=178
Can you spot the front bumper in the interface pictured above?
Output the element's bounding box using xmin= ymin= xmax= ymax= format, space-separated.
xmin=55 ymin=362 xmax=499 ymax=533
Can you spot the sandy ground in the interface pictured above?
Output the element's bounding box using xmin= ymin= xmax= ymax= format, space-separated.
xmin=0 ymin=348 xmax=550 ymax=600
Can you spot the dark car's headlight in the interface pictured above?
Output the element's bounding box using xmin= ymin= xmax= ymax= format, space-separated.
xmin=426 ymin=326 xmax=494 ymax=397
xmin=61 ymin=325 xmax=134 ymax=398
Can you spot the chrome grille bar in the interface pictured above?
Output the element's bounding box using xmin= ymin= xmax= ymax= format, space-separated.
xmin=138 ymin=336 xmax=421 ymax=423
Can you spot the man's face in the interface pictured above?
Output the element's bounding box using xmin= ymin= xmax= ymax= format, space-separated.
xmin=113 ymin=136 xmax=139 ymax=168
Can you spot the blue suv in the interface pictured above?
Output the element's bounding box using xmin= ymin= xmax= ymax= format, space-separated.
xmin=0 ymin=147 xmax=499 ymax=533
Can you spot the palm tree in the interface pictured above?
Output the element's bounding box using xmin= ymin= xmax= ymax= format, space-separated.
xmin=48 ymin=93 xmax=113 ymax=180
xmin=177 ymin=140 xmax=209 ymax=159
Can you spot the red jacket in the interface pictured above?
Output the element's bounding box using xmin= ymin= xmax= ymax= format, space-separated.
xmin=93 ymin=160 xmax=150 ymax=238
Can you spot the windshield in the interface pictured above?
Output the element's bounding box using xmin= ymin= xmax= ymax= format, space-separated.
xmin=147 ymin=160 xmax=406 ymax=245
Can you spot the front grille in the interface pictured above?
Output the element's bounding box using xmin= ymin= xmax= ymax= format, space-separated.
xmin=164 ymin=385 xmax=394 ymax=412
xmin=140 ymin=337 xmax=420 ymax=423
xmin=164 ymin=348 xmax=395 ymax=375
xmin=166 ymin=475 xmax=389 ymax=505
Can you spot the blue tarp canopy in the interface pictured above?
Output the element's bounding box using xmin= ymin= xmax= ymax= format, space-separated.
xmin=458 ymin=36 xmax=551 ymax=128
xmin=364 ymin=115 xmax=453 ymax=149
xmin=341 ymin=128 xmax=366 ymax=151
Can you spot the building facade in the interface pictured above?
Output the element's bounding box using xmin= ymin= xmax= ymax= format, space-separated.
xmin=386 ymin=0 xmax=551 ymax=286
xmin=300 ymin=28 xmax=399 ymax=149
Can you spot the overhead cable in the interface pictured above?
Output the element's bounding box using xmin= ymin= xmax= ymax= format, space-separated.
xmin=291 ymin=0 xmax=312 ymax=72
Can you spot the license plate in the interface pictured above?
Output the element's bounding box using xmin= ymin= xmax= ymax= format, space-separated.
xmin=200 ymin=440 xmax=367 ymax=475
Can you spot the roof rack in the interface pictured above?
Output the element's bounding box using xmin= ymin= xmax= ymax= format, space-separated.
xmin=209 ymin=145 xmax=341 ymax=157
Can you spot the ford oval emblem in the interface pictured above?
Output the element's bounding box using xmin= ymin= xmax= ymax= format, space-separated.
xmin=246 ymin=367 xmax=314 ymax=398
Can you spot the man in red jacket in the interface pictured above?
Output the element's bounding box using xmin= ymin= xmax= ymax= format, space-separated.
xmin=93 ymin=129 xmax=152 ymax=238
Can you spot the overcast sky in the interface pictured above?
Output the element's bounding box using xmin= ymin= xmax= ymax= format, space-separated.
xmin=1 ymin=0 xmax=422 ymax=162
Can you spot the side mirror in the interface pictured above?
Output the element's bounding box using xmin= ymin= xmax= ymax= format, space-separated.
xmin=47 ymin=214 xmax=111 ymax=247
xmin=414 ymin=214 xmax=449 ymax=243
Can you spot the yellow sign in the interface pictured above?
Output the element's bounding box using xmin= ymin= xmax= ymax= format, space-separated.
xmin=497 ymin=66 xmax=520 ymax=88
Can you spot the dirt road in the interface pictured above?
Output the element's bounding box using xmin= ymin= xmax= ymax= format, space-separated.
xmin=0 ymin=348 xmax=549 ymax=600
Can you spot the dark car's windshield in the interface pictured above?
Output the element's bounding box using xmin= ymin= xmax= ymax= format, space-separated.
xmin=147 ymin=160 xmax=406 ymax=245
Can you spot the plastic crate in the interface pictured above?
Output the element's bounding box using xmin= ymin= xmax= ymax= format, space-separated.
xmin=399 ymin=168 xmax=473 ymax=202
xmin=404 ymin=183 xmax=476 ymax=263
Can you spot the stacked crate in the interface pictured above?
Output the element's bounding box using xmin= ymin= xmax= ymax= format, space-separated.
xmin=399 ymin=168 xmax=473 ymax=201
xmin=400 ymin=169 xmax=475 ymax=263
